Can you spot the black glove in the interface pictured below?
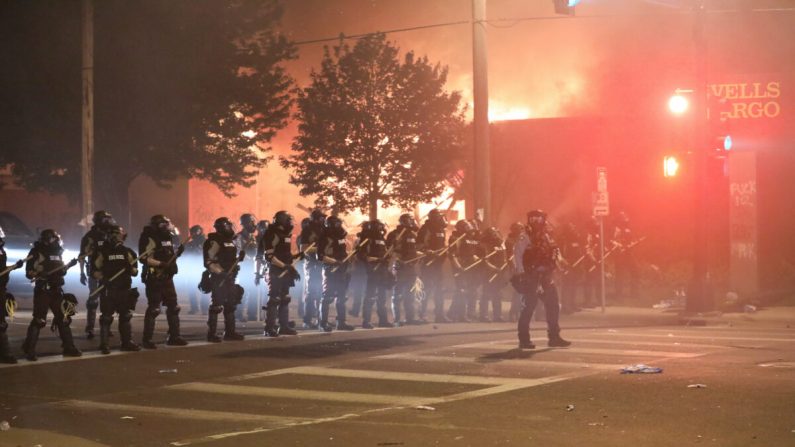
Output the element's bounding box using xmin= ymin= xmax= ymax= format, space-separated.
xmin=176 ymin=244 xmax=185 ymax=257
xmin=14 ymin=259 xmax=25 ymax=269
xmin=80 ymin=272 xmax=88 ymax=285
xmin=67 ymin=258 xmax=78 ymax=268
xmin=238 ymin=250 xmax=246 ymax=262
xmin=289 ymin=265 xmax=300 ymax=281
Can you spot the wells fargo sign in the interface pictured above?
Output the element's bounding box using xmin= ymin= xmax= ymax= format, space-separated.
xmin=709 ymin=81 xmax=781 ymax=120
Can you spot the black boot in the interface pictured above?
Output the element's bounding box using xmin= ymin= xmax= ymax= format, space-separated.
xmin=547 ymin=332 xmax=571 ymax=348
xmin=0 ymin=329 xmax=17 ymax=364
xmin=142 ymin=308 xmax=158 ymax=349
xmin=99 ymin=318 xmax=111 ymax=355
xmin=118 ymin=315 xmax=140 ymax=351
xmin=59 ymin=323 xmax=82 ymax=357
xmin=264 ymin=303 xmax=279 ymax=337
xmin=318 ymin=301 xmax=333 ymax=332
xmin=207 ymin=310 xmax=221 ymax=342
xmin=166 ymin=308 xmax=188 ymax=346
xmin=278 ymin=302 xmax=296 ymax=335
xmin=223 ymin=312 xmax=244 ymax=341
xmin=85 ymin=297 xmax=97 ymax=340
xmin=22 ymin=323 xmax=41 ymax=361
xmin=519 ymin=339 xmax=536 ymax=349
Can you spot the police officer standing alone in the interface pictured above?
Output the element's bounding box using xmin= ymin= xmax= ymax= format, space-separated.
xmin=92 ymin=226 xmax=141 ymax=354
xmin=79 ymin=210 xmax=115 ymax=339
xmin=417 ymin=209 xmax=449 ymax=323
xmin=259 ymin=211 xmax=299 ymax=337
xmin=512 ymin=210 xmax=571 ymax=349
xmin=203 ymin=217 xmax=246 ymax=342
xmin=138 ymin=215 xmax=187 ymax=349
xmin=22 ymin=230 xmax=82 ymax=360
xmin=318 ymin=215 xmax=355 ymax=332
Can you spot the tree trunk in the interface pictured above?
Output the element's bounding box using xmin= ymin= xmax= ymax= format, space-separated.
xmin=368 ymin=193 xmax=378 ymax=221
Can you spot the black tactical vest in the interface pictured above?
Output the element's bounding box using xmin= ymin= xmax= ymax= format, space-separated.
xmin=363 ymin=231 xmax=387 ymax=258
xmin=29 ymin=242 xmax=65 ymax=287
xmin=0 ymin=245 xmax=8 ymax=289
xmin=521 ymin=231 xmax=557 ymax=272
xmin=80 ymin=227 xmax=107 ymax=273
xmin=100 ymin=243 xmax=135 ymax=289
xmin=207 ymin=232 xmax=238 ymax=270
xmin=418 ymin=222 xmax=446 ymax=251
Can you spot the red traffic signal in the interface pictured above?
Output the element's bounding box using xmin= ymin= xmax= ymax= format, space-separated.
xmin=553 ymin=0 xmax=581 ymax=15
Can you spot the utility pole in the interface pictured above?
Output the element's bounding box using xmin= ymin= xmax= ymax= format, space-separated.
xmin=688 ymin=0 xmax=712 ymax=312
xmin=472 ymin=0 xmax=491 ymax=225
xmin=81 ymin=0 xmax=95 ymax=223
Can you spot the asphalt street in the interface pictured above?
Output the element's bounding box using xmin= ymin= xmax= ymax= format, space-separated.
xmin=1 ymin=306 xmax=794 ymax=447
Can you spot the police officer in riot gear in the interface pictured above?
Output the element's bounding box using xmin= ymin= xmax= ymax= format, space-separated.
xmin=417 ymin=209 xmax=448 ymax=323
xmin=512 ymin=210 xmax=571 ymax=349
xmin=204 ymin=217 xmax=246 ymax=342
xmin=138 ymin=215 xmax=187 ymax=348
xmin=0 ymin=225 xmax=23 ymax=363
xmin=300 ymin=209 xmax=326 ymax=328
xmin=358 ymin=220 xmax=393 ymax=329
xmin=259 ymin=211 xmax=299 ymax=337
xmin=93 ymin=226 xmax=141 ymax=354
xmin=612 ymin=211 xmax=640 ymax=301
xmin=22 ymin=229 xmax=82 ymax=360
xmin=318 ymin=215 xmax=355 ymax=332
xmin=479 ymin=227 xmax=507 ymax=322
xmin=254 ymin=220 xmax=270 ymax=289
xmin=235 ymin=213 xmax=260 ymax=322
xmin=557 ymin=221 xmax=584 ymax=314
xmin=185 ymin=225 xmax=208 ymax=315
xmin=79 ymin=210 xmax=116 ymax=339
xmin=448 ymin=220 xmax=478 ymax=322
xmin=388 ymin=213 xmax=421 ymax=326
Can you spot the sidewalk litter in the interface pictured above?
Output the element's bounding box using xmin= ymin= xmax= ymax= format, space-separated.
xmin=414 ymin=405 xmax=436 ymax=411
xmin=620 ymin=364 xmax=663 ymax=374
xmin=158 ymin=368 xmax=178 ymax=374
xmin=687 ymin=384 xmax=707 ymax=388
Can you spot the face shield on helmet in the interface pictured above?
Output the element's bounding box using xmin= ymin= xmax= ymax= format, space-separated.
xmin=455 ymin=220 xmax=472 ymax=234
xmin=40 ymin=229 xmax=63 ymax=249
xmin=93 ymin=210 xmax=116 ymax=229
xmin=398 ymin=213 xmax=417 ymax=229
xmin=484 ymin=227 xmax=502 ymax=244
xmin=240 ymin=213 xmax=257 ymax=233
xmin=109 ymin=226 xmax=127 ymax=245
xmin=527 ymin=210 xmax=547 ymax=231
xmin=189 ymin=225 xmax=204 ymax=238
xmin=150 ymin=215 xmax=173 ymax=235
xmin=310 ymin=209 xmax=327 ymax=225
xmin=214 ymin=217 xmax=236 ymax=238
xmin=256 ymin=220 xmax=269 ymax=234
xmin=274 ymin=211 xmax=294 ymax=232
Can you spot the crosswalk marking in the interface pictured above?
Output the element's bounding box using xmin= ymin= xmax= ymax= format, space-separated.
xmin=373 ymin=352 xmax=628 ymax=370
xmin=588 ymin=331 xmax=795 ymax=343
xmin=54 ymin=400 xmax=312 ymax=424
xmin=451 ymin=341 xmax=705 ymax=358
xmin=167 ymin=382 xmax=430 ymax=405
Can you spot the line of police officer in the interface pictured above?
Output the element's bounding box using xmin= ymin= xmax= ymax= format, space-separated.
xmin=0 ymin=206 xmax=581 ymax=363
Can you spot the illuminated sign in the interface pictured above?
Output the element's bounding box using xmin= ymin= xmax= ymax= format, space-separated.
xmin=709 ymin=81 xmax=781 ymax=120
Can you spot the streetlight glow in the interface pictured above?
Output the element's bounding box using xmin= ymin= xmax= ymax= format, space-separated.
xmin=668 ymin=94 xmax=689 ymax=115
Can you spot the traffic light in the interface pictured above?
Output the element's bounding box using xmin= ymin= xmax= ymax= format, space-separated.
xmin=663 ymin=155 xmax=680 ymax=178
xmin=668 ymin=94 xmax=690 ymax=115
xmin=553 ymin=0 xmax=581 ymax=16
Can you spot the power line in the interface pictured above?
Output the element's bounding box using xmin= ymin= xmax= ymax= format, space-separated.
xmin=293 ymin=20 xmax=469 ymax=46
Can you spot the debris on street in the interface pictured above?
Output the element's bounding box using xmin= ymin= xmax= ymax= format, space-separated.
xmin=620 ymin=364 xmax=663 ymax=374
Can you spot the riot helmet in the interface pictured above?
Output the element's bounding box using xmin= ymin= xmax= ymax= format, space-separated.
xmin=398 ymin=213 xmax=417 ymax=229
xmin=483 ymin=227 xmax=503 ymax=245
xmin=509 ymin=221 xmax=525 ymax=236
xmin=526 ymin=209 xmax=547 ymax=231
xmin=240 ymin=213 xmax=257 ymax=233
xmin=373 ymin=220 xmax=387 ymax=236
xmin=274 ymin=211 xmax=294 ymax=232
xmin=92 ymin=210 xmax=115 ymax=229
xmin=150 ymin=215 xmax=173 ymax=236
xmin=108 ymin=225 xmax=127 ymax=246
xmin=428 ymin=209 xmax=447 ymax=226
xmin=189 ymin=225 xmax=204 ymax=238
xmin=214 ymin=217 xmax=236 ymax=238
xmin=39 ymin=229 xmax=63 ymax=250
xmin=455 ymin=219 xmax=472 ymax=234
xmin=310 ymin=209 xmax=327 ymax=225
xmin=300 ymin=217 xmax=310 ymax=232
xmin=255 ymin=220 xmax=269 ymax=235
xmin=325 ymin=215 xmax=344 ymax=230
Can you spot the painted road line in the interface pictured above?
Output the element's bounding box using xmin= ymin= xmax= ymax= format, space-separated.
xmin=589 ymin=332 xmax=795 ymax=343
xmin=169 ymin=372 xmax=580 ymax=446
xmin=372 ymin=352 xmax=628 ymax=370
xmin=167 ymin=382 xmax=430 ymax=406
xmin=451 ymin=341 xmax=705 ymax=358
xmin=53 ymin=400 xmax=312 ymax=424
xmin=226 ymin=365 xmax=524 ymax=386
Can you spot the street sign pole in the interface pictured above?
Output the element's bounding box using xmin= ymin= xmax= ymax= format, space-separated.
xmin=600 ymin=216 xmax=606 ymax=314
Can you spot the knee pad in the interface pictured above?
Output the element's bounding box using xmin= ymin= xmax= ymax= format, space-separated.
xmin=146 ymin=306 xmax=162 ymax=318
xmin=209 ymin=304 xmax=224 ymax=315
xmin=266 ymin=297 xmax=280 ymax=308
xmin=280 ymin=295 xmax=292 ymax=305
xmin=34 ymin=318 xmax=47 ymax=329
xmin=99 ymin=314 xmax=114 ymax=325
